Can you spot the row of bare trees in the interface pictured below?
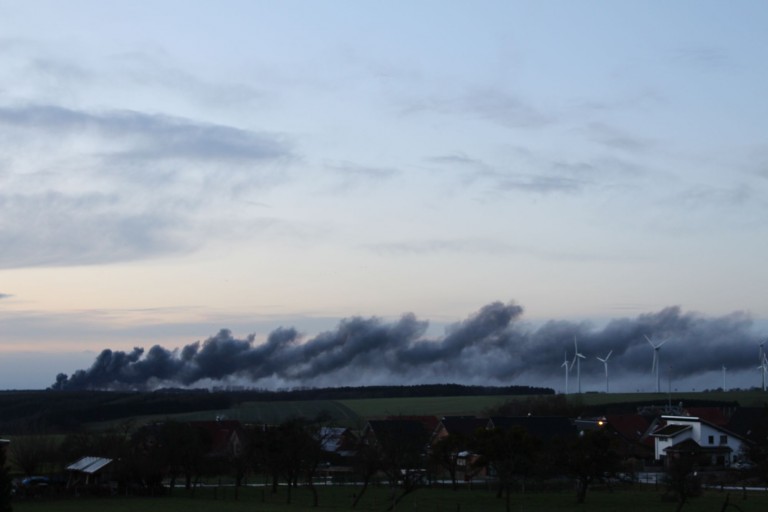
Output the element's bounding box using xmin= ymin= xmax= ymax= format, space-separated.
xmin=5 ymin=415 xmax=725 ymax=511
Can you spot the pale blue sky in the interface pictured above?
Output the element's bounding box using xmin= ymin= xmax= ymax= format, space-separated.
xmin=1 ymin=1 xmax=768 ymax=390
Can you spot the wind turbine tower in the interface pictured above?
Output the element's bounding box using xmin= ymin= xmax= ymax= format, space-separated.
xmin=645 ymin=335 xmax=668 ymax=393
xmin=722 ymin=365 xmax=726 ymax=391
xmin=761 ymin=343 xmax=767 ymax=392
xmin=596 ymin=350 xmax=613 ymax=393
xmin=571 ymin=337 xmax=586 ymax=394
xmin=561 ymin=351 xmax=570 ymax=394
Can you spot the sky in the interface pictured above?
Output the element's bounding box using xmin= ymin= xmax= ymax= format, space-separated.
xmin=1 ymin=1 xmax=768 ymax=392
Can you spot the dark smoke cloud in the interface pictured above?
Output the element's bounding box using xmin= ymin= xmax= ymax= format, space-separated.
xmin=51 ymin=302 xmax=767 ymax=391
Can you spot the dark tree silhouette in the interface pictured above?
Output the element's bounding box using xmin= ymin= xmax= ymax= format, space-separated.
xmin=0 ymin=442 xmax=11 ymax=512
xmin=430 ymin=432 xmax=468 ymax=491
xmin=560 ymin=429 xmax=621 ymax=504
xmin=366 ymin=420 xmax=429 ymax=511
xmin=664 ymin=443 xmax=703 ymax=512
xmin=473 ymin=427 xmax=536 ymax=512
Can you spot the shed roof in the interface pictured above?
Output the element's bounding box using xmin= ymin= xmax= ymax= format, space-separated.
xmin=67 ymin=456 xmax=113 ymax=474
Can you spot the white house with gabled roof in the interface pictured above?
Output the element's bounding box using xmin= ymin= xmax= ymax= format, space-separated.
xmin=650 ymin=415 xmax=749 ymax=467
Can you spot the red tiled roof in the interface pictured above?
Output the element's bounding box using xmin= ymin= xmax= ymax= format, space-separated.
xmin=686 ymin=407 xmax=729 ymax=426
xmin=605 ymin=414 xmax=651 ymax=441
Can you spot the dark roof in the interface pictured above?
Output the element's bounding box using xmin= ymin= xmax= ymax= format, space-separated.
xmin=438 ymin=416 xmax=488 ymax=437
xmin=686 ymin=407 xmax=730 ymax=426
xmin=386 ymin=415 xmax=440 ymax=433
xmin=727 ymin=407 xmax=768 ymax=443
xmin=651 ymin=424 xmax=692 ymax=437
xmin=665 ymin=438 xmax=701 ymax=453
xmin=366 ymin=419 xmax=430 ymax=449
xmin=605 ymin=414 xmax=651 ymax=441
xmin=488 ymin=416 xmax=577 ymax=441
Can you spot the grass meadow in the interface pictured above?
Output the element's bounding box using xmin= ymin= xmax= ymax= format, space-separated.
xmin=12 ymin=485 xmax=768 ymax=512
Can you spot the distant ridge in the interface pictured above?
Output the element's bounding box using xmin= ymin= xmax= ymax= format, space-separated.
xmin=0 ymin=384 xmax=553 ymax=433
xmin=154 ymin=383 xmax=556 ymax=401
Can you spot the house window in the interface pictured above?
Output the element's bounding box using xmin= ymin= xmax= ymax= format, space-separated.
xmin=708 ymin=435 xmax=714 ymax=445
xmin=720 ymin=435 xmax=727 ymax=445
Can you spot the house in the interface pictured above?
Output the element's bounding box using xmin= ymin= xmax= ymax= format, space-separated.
xmin=603 ymin=414 xmax=655 ymax=460
xmin=319 ymin=426 xmax=358 ymax=459
xmin=363 ymin=419 xmax=431 ymax=451
xmin=188 ymin=420 xmax=245 ymax=459
xmin=430 ymin=416 xmax=489 ymax=482
xmin=432 ymin=416 xmax=488 ymax=443
xmin=650 ymin=415 xmax=749 ymax=467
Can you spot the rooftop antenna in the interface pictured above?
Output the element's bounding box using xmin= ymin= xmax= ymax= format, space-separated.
xmin=596 ymin=350 xmax=613 ymax=393
xmin=570 ymin=337 xmax=586 ymax=394
xmin=645 ymin=335 xmax=669 ymax=393
xmin=561 ymin=350 xmax=570 ymax=394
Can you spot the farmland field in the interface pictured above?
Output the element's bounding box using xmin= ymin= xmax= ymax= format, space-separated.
xmin=338 ymin=394 xmax=519 ymax=418
xmin=87 ymin=395 xmax=524 ymax=430
xmin=83 ymin=389 xmax=768 ymax=430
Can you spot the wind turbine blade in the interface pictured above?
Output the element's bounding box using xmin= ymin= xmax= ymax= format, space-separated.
xmin=596 ymin=357 xmax=605 ymax=363
xmin=657 ymin=338 xmax=669 ymax=348
xmin=605 ymin=350 xmax=612 ymax=361
xmin=644 ymin=335 xmax=654 ymax=347
xmin=577 ymin=353 xmax=586 ymax=359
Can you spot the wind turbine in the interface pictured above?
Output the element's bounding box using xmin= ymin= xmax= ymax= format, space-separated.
xmin=722 ymin=364 xmax=727 ymax=391
xmin=645 ymin=335 xmax=668 ymax=393
xmin=570 ymin=337 xmax=586 ymax=393
xmin=596 ymin=350 xmax=613 ymax=393
xmin=763 ymin=354 xmax=768 ymax=392
xmin=561 ymin=351 xmax=570 ymax=394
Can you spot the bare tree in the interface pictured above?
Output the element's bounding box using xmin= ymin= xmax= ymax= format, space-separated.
xmin=9 ymin=428 xmax=57 ymax=477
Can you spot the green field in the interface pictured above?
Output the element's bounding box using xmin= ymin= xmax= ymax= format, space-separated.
xmin=12 ymin=485 xmax=768 ymax=512
xmin=86 ymin=395 xmax=520 ymax=430
xmin=339 ymin=395 xmax=518 ymax=419
xmin=83 ymin=389 xmax=768 ymax=431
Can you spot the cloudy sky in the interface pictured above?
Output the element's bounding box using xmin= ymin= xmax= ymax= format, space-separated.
xmin=1 ymin=1 xmax=768 ymax=391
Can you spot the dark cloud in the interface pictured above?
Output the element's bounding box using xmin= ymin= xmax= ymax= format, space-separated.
xmin=51 ymin=302 xmax=768 ymax=391
xmin=0 ymin=293 xmax=11 ymax=299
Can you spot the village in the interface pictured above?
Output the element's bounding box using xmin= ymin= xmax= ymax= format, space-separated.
xmin=3 ymin=395 xmax=768 ymax=510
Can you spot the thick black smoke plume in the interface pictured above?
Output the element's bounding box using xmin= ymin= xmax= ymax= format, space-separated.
xmin=51 ymin=302 xmax=766 ymax=391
